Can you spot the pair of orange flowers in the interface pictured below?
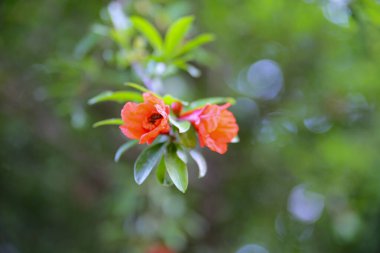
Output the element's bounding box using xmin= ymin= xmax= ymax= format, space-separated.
xmin=120 ymin=93 xmax=239 ymax=154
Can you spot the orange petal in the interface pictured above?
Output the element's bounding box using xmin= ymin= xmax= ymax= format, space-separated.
xmin=143 ymin=92 xmax=165 ymax=106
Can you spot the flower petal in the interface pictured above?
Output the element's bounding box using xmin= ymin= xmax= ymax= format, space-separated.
xmin=120 ymin=92 xmax=170 ymax=144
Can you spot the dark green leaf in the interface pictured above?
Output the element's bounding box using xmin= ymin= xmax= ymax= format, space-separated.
xmin=185 ymin=97 xmax=236 ymax=111
xmin=93 ymin=118 xmax=123 ymax=128
xmin=114 ymin=140 xmax=138 ymax=162
xmin=134 ymin=142 xmax=165 ymax=185
xmin=131 ymin=16 xmax=163 ymax=52
xmin=88 ymin=91 xmax=143 ymax=105
xmin=169 ymin=115 xmax=191 ymax=133
xmin=178 ymin=126 xmax=197 ymax=148
xmin=156 ymin=157 xmax=173 ymax=186
xmin=165 ymin=144 xmax=188 ymax=193
xmin=164 ymin=16 xmax=194 ymax=58
xmin=156 ymin=157 xmax=166 ymax=184
xmin=177 ymin=33 xmax=214 ymax=56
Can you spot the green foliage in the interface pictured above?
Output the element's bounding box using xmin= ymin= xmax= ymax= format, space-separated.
xmin=92 ymin=118 xmax=123 ymax=128
xmin=177 ymin=33 xmax=215 ymax=56
xmin=164 ymin=16 xmax=194 ymax=59
xmin=134 ymin=142 xmax=166 ymax=185
xmin=185 ymin=97 xmax=236 ymax=111
xmin=189 ymin=149 xmax=207 ymax=178
xmin=178 ymin=126 xmax=197 ymax=148
xmin=3 ymin=0 xmax=380 ymax=252
xmin=164 ymin=144 xmax=188 ymax=193
xmin=162 ymin=94 xmax=189 ymax=105
xmin=169 ymin=115 xmax=191 ymax=133
xmin=114 ymin=140 xmax=138 ymax=162
xmin=131 ymin=16 xmax=164 ymax=52
xmin=88 ymin=91 xmax=143 ymax=105
xmin=155 ymin=156 xmax=167 ymax=185
xmin=124 ymin=82 xmax=150 ymax=92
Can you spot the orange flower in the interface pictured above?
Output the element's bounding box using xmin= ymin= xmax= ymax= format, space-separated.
xmin=181 ymin=103 xmax=239 ymax=154
xmin=120 ymin=93 xmax=170 ymax=144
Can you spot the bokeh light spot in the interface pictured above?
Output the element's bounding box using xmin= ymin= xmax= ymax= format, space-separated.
xmin=288 ymin=185 xmax=324 ymax=224
xmin=237 ymin=59 xmax=283 ymax=100
xmin=322 ymin=0 xmax=351 ymax=27
xmin=304 ymin=115 xmax=332 ymax=134
xmin=236 ymin=244 xmax=269 ymax=253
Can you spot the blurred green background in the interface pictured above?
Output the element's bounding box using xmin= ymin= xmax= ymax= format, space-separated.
xmin=1 ymin=0 xmax=380 ymax=252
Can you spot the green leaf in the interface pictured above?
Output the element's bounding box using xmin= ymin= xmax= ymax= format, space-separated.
xmin=178 ymin=126 xmax=197 ymax=148
xmin=134 ymin=142 xmax=165 ymax=185
xmin=169 ymin=115 xmax=191 ymax=133
xmin=156 ymin=157 xmax=165 ymax=184
xmin=165 ymin=144 xmax=188 ymax=193
xmin=164 ymin=16 xmax=194 ymax=58
xmin=156 ymin=157 xmax=172 ymax=186
xmin=93 ymin=118 xmax=123 ymax=128
xmin=114 ymin=140 xmax=138 ymax=162
xmin=156 ymin=157 xmax=166 ymax=184
xmin=124 ymin=82 xmax=150 ymax=93
xmin=124 ymin=83 xmax=165 ymax=101
xmin=130 ymin=16 xmax=163 ymax=52
xmin=185 ymin=97 xmax=236 ymax=111
xmin=189 ymin=150 xmax=207 ymax=178
xmin=88 ymin=91 xmax=143 ymax=105
xmin=177 ymin=33 xmax=214 ymax=56
xmin=162 ymin=94 xmax=189 ymax=106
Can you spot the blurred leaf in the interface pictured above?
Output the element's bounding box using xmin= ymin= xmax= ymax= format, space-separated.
xmin=185 ymin=97 xmax=236 ymax=111
xmin=164 ymin=16 xmax=194 ymax=58
xmin=134 ymin=142 xmax=165 ymax=185
xmin=110 ymin=28 xmax=131 ymax=48
xmin=131 ymin=16 xmax=163 ymax=52
xmin=165 ymin=144 xmax=188 ymax=193
xmin=124 ymin=82 xmax=150 ymax=93
xmin=173 ymin=61 xmax=201 ymax=77
xmin=163 ymin=94 xmax=189 ymax=105
xmin=178 ymin=126 xmax=197 ymax=148
xmin=177 ymin=33 xmax=214 ymax=56
xmin=91 ymin=23 xmax=110 ymax=36
xmin=88 ymin=91 xmax=142 ymax=105
xmin=74 ymin=33 xmax=101 ymax=59
xmin=92 ymin=118 xmax=123 ymax=128
xmin=189 ymin=150 xmax=207 ymax=178
xmin=169 ymin=115 xmax=191 ymax=133
xmin=114 ymin=140 xmax=138 ymax=162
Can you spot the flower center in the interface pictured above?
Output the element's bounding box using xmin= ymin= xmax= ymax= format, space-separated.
xmin=149 ymin=113 xmax=163 ymax=123
xmin=142 ymin=113 xmax=163 ymax=131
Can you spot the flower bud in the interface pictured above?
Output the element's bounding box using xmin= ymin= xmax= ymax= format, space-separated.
xmin=171 ymin=101 xmax=183 ymax=116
